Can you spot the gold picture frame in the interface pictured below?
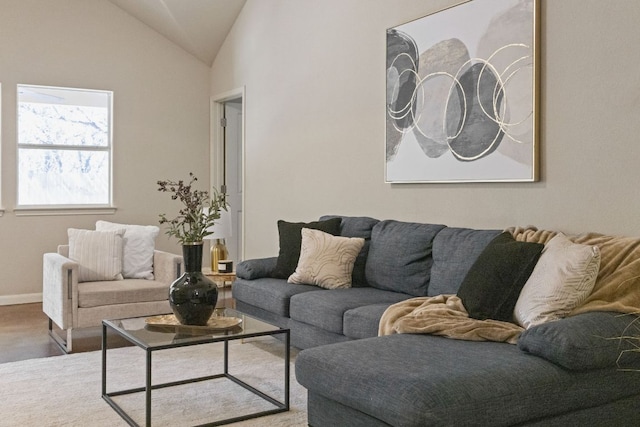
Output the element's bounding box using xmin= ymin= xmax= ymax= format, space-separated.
xmin=385 ymin=0 xmax=540 ymax=183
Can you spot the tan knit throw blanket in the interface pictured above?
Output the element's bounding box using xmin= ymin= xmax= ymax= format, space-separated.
xmin=379 ymin=226 xmax=640 ymax=344
xmin=378 ymin=294 xmax=523 ymax=344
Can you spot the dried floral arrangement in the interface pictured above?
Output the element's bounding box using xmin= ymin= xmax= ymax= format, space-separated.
xmin=157 ymin=173 xmax=227 ymax=244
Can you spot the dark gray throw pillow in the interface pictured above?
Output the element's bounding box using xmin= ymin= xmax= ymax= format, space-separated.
xmin=518 ymin=312 xmax=640 ymax=370
xmin=271 ymin=218 xmax=342 ymax=279
xmin=457 ymin=232 xmax=543 ymax=322
xmin=429 ymin=227 xmax=502 ymax=296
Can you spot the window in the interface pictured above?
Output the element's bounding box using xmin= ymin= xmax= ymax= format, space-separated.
xmin=17 ymin=85 xmax=113 ymax=208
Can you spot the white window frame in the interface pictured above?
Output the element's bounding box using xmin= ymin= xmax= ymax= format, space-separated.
xmin=15 ymin=84 xmax=115 ymax=216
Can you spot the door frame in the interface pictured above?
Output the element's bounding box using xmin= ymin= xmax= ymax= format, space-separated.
xmin=210 ymin=86 xmax=246 ymax=260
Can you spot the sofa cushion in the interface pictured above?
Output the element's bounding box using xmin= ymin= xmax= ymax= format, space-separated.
xmin=343 ymin=304 xmax=395 ymax=340
xmin=429 ymin=227 xmax=501 ymax=296
xmin=320 ymin=215 xmax=380 ymax=287
xmin=78 ymin=279 xmax=168 ymax=308
xmin=515 ymin=233 xmax=601 ymax=328
xmin=457 ymin=232 xmax=544 ymax=322
xmin=290 ymin=288 xmax=411 ymax=335
xmin=296 ymin=333 xmax=640 ymax=427
xmin=271 ymin=218 xmax=342 ymax=279
xmin=232 ymin=277 xmax=317 ymax=317
xmin=288 ymin=229 xmax=365 ymax=289
xmin=518 ymin=311 xmax=640 ymax=370
xmin=96 ymin=221 xmax=159 ymax=280
xmin=365 ymin=220 xmax=446 ymax=296
xmin=68 ymin=228 xmax=125 ymax=282
xmin=236 ymin=257 xmax=278 ymax=280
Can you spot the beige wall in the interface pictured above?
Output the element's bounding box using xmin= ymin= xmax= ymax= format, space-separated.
xmin=210 ymin=0 xmax=640 ymax=260
xmin=0 ymin=0 xmax=211 ymax=302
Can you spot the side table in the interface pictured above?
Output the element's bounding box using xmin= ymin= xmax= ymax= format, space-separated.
xmin=203 ymin=269 xmax=236 ymax=309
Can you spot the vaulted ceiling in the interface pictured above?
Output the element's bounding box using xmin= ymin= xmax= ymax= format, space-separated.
xmin=108 ymin=0 xmax=246 ymax=66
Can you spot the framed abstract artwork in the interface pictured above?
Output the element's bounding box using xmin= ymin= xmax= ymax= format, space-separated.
xmin=385 ymin=0 xmax=539 ymax=183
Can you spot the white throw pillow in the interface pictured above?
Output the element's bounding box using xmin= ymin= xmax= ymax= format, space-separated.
xmin=288 ymin=228 xmax=365 ymax=289
xmin=96 ymin=221 xmax=159 ymax=280
xmin=514 ymin=233 xmax=601 ymax=329
xmin=68 ymin=228 xmax=125 ymax=282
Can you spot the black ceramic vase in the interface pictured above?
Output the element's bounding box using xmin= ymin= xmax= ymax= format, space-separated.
xmin=169 ymin=243 xmax=218 ymax=325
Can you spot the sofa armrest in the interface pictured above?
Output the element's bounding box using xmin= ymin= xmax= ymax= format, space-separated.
xmin=237 ymin=257 xmax=278 ymax=280
xmin=153 ymin=250 xmax=183 ymax=284
xmin=43 ymin=252 xmax=78 ymax=330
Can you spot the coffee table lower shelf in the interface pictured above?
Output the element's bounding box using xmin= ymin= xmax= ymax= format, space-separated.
xmin=101 ymin=311 xmax=290 ymax=427
xmin=103 ymin=370 xmax=288 ymax=426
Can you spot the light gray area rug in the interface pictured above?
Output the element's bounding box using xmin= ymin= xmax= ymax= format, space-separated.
xmin=0 ymin=338 xmax=307 ymax=426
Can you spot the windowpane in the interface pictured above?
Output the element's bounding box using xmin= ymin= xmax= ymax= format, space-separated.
xmin=19 ymin=103 xmax=109 ymax=147
xmin=18 ymin=148 xmax=109 ymax=205
xmin=17 ymin=85 xmax=112 ymax=207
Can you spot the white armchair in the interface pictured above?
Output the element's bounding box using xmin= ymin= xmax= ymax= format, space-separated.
xmin=43 ymin=244 xmax=182 ymax=353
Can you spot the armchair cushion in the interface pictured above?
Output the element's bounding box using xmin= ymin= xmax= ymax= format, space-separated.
xmin=68 ymin=228 xmax=125 ymax=282
xmin=96 ymin=221 xmax=159 ymax=280
xmin=78 ymin=279 xmax=170 ymax=307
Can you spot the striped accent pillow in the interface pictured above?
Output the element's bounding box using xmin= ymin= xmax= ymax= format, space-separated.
xmin=288 ymin=228 xmax=365 ymax=289
xmin=514 ymin=233 xmax=601 ymax=329
xmin=68 ymin=228 xmax=125 ymax=282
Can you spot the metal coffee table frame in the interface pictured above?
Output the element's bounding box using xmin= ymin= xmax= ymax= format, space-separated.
xmin=101 ymin=311 xmax=290 ymax=427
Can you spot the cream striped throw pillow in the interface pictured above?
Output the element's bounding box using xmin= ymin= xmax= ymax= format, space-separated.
xmin=514 ymin=233 xmax=601 ymax=329
xmin=68 ymin=228 xmax=125 ymax=282
xmin=288 ymin=228 xmax=365 ymax=289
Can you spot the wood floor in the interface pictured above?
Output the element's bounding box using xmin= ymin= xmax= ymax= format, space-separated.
xmin=0 ymin=303 xmax=131 ymax=364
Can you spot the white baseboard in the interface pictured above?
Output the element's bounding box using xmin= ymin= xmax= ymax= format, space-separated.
xmin=0 ymin=293 xmax=43 ymax=306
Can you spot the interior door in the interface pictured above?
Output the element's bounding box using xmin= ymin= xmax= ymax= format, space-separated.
xmin=223 ymin=98 xmax=243 ymax=262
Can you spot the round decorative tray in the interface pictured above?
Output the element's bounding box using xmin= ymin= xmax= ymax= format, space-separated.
xmin=145 ymin=314 xmax=242 ymax=332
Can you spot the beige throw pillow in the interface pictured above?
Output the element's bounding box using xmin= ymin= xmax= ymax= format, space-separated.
xmin=514 ymin=233 xmax=601 ymax=329
xmin=96 ymin=221 xmax=159 ymax=280
xmin=288 ymin=228 xmax=365 ymax=289
xmin=68 ymin=228 xmax=125 ymax=282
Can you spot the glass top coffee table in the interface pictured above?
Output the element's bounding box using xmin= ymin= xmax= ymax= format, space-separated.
xmin=101 ymin=308 xmax=290 ymax=427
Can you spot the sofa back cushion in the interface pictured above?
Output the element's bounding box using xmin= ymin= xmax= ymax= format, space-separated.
xmin=320 ymin=215 xmax=380 ymax=287
xmin=429 ymin=227 xmax=501 ymax=296
xmin=365 ymin=220 xmax=446 ymax=296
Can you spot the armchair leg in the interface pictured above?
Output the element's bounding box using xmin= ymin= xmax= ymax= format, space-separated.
xmin=48 ymin=318 xmax=73 ymax=353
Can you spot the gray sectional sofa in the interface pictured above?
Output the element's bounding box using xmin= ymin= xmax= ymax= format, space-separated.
xmin=232 ymin=215 xmax=640 ymax=426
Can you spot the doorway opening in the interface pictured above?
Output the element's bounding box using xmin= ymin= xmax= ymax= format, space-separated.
xmin=211 ymin=88 xmax=244 ymax=263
